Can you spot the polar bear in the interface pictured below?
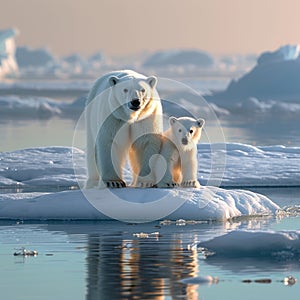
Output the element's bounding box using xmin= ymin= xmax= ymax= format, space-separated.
xmin=156 ymin=116 xmax=205 ymax=188
xmin=85 ymin=70 xmax=163 ymax=189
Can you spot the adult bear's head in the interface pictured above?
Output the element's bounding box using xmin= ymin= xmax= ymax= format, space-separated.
xmin=108 ymin=74 xmax=159 ymax=123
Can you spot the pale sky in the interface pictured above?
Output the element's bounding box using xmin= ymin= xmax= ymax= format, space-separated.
xmin=1 ymin=0 xmax=300 ymax=57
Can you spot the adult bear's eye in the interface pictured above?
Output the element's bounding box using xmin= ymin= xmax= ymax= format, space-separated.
xmin=189 ymin=129 xmax=193 ymax=134
xmin=141 ymin=88 xmax=145 ymax=93
xmin=124 ymin=88 xmax=128 ymax=93
xmin=178 ymin=129 xmax=182 ymax=132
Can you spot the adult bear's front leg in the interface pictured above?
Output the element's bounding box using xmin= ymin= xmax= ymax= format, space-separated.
xmin=95 ymin=138 xmax=127 ymax=188
xmin=95 ymin=119 xmax=128 ymax=188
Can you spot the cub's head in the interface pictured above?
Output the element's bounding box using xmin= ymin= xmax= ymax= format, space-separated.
xmin=108 ymin=75 xmax=158 ymax=122
xmin=169 ymin=116 xmax=205 ymax=151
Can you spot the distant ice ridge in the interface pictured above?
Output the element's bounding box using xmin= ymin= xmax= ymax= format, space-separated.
xmin=0 ymin=95 xmax=89 ymax=119
xmin=199 ymin=230 xmax=300 ymax=259
xmin=0 ymin=96 xmax=61 ymax=118
xmin=142 ymin=49 xmax=214 ymax=68
xmin=0 ymin=26 xmax=256 ymax=79
xmin=0 ymin=143 xmax=299 ymax=189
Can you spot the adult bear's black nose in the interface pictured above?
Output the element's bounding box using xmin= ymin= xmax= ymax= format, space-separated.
xmin=130 ymin=98 xmax=140 ymax=110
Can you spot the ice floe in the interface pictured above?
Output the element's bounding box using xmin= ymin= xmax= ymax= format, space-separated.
xmin=0 ymin=186 xmax=279 ymax=221
xmin=199 ymin=230 xmax=300 ymax=258
xmin=0 ymin=143 xmax=292 ymax=221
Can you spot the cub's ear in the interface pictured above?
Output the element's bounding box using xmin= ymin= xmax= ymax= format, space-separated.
xmin=109 ymin=76 xmax=119 ymax=86
xmin=169 ymin=116 xmax=177 ymax=126
xmin=197 ymin=118 xmax=205 ymax=128
xmin=146 ymin=76 xmax=157 ymax=88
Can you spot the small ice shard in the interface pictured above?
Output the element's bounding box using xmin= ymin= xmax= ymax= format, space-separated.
xmin=180 ymin=275 xmax=219 ymax=285
xmin=13 ymin=247 xmax=38 ymax=256
xmin=176 ymin=219 xmax=186 ymax=226
xmin=133 ymin=232 xmax=160 ymax=239
xmin=187 ymin=242 xmax=198 ymax=251
xmin=283 ymin=276 xmax=297 ymax=286
xmin=160 ymin=220 xmax=173 ymax=226
xmin=254 ymin=278 xmax=272 ymax=284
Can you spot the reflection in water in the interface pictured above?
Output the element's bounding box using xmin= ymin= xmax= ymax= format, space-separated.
xmin=42 ymin=216 xmax=285 ymax=299
xmin=86 ymin=233 xmax=199 ymax=299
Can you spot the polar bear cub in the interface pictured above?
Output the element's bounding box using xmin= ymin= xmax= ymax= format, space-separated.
xmin=156 ymin=116 xmax=205 ymax=188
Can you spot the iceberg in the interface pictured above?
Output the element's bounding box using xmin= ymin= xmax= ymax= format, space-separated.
xmin=210 ymin=44 xmax=300 ymax=102
xmin=257 ymin=45 xmax=300 ymax=65
xmin=0 ymin=28 xmax=18 ymax=77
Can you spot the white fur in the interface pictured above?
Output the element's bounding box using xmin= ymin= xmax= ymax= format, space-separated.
xmin=85 ymin=70 xmax=163 ymax=189
xmin=156 ymin=116 xmax=205 ymax=188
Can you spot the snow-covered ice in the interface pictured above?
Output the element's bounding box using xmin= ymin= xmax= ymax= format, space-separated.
xmin=0 ymin=186 xmax=279 ymax=221
xmin=0 ymin=147 xmax=85 ymax=187
xmin=0 ymin=143 xmax=296 ymax=221
xmin=0 ymin=143 xmax=299 ymax=189
xmin=199 ymin=143 xmax=300 ymax=187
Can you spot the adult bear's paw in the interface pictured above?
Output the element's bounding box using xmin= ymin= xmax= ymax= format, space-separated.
xmin=103 ymin=180 xmax=126 ymax=188
xmin=135 ymin=180 xmax=156 ymax=188
xmin=156 ymin=181 xmax=179 ymax=188
xmin=181 ymin=180 xmax=201 ymax=188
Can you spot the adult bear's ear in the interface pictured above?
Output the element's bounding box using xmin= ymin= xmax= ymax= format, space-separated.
xmin=146 ymin=76 xmax=157 ymax=88
xmin=197 ymin=118 xmax=205 ymax=128
xmin=109 ymin=76 xmax=119 ymax=86
xmin=169 ymin=116 xmax=177 ymax=126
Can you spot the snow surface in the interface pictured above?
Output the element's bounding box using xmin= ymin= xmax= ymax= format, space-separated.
xmin=199 ymin=143 xmax=300 ymax=187
xmin=199 ymin=230 xmax=300 ymax=258
xmin=0 ymin=147 xmax=85 ymax=187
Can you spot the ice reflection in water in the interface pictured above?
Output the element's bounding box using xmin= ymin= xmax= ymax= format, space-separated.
xmin=86 ymin=232 xmax=199 ymax=299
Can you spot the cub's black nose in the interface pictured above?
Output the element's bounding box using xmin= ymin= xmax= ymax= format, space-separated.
xmin=181 ymin=137 xmax=188 ymax=145
xmin=130 ymin=98 xmax=140 ymax=108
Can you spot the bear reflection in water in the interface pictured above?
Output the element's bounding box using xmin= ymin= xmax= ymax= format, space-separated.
xmin=86 ymin=234 xmax=199 ymax=299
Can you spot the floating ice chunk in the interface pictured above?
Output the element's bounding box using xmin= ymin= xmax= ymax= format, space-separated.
xmin=180 ymin=275 xmax=219 ymax=285
xmin=199 ymin=230 xmax=300 ymax=258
